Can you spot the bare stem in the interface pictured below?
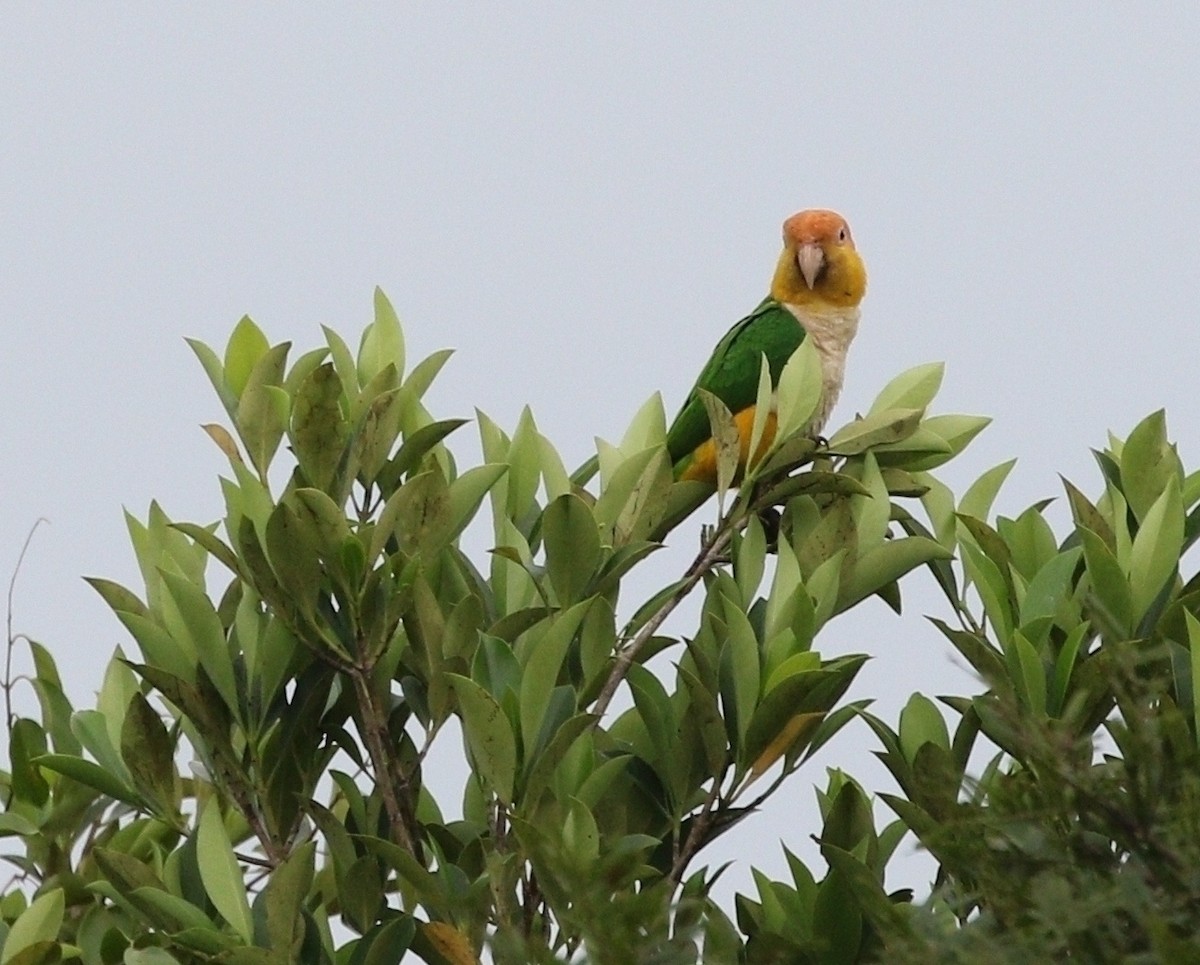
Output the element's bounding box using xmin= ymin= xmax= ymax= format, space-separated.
xmin=592 ymin=522 xmax=736 ymax=720
xmin=6 ymin=519 xmax=48 ymax=731
xmin=349 ymin=666 xmax=422 ymax=860
xmin=668 ymin=774 xmax=725 ymax=888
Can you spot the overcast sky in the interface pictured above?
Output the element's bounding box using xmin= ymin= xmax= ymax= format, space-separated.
xmin=4 ymin=5 xmax=1199 ymax=908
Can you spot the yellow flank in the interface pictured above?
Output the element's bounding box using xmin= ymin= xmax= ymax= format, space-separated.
xmin=680 ymin=406 xmax=778 ymax=484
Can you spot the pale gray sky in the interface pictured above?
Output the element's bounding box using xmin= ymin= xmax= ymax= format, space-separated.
xmin=4 ymin=5 xmax=1199 ymax=907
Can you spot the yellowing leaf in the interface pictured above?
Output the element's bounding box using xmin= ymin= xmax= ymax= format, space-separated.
xmin=698 ymin=388 xmax=740 ymax=502
xmin=202 ymin=423 xmax=243 ymax=464
xmin=420 ymin=921 xmax=479 ymax=965
xmin=748 ymin=711 xmax=823 ymax=782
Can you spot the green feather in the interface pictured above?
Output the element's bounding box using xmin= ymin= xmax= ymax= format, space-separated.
xmin=665 ymin=298 xmax=806 ymax=465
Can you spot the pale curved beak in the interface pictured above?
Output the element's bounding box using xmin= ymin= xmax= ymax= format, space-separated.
xmin=796 ymin=243 xmax=824 ymax=289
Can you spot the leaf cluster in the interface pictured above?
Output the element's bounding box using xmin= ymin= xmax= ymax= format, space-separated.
xmin=3 ymin=295 xmax=1197 ymax=964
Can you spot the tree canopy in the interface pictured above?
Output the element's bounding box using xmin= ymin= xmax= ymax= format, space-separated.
xmin=4 ymin=290 xmax=1200 ymax=964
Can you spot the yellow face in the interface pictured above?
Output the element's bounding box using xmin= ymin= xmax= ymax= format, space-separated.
xmin=769 ymin=209 xmax=867 ymax=309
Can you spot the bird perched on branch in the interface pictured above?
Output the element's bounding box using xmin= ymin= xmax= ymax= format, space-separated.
xmin=665 ymin=209 xmax=867 ymax=484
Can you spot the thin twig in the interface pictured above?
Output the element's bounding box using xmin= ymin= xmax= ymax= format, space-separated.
xmin=349 ymin=666 xmax=422 ymax=860
xmin=592 ymin=523 xmax=736 ymax=720
xmin=6 ymin=519 xmax=48 ymax=730
xmin=668 ymin=774 xmax=725 ymax=887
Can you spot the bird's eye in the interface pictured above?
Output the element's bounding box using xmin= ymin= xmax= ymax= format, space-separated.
xmin=837 ymin=227 xmax=847 ymax=243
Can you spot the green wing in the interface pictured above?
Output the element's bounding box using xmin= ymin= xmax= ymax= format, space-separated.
xmin=665 ymin=298 xmax=806 ymax=463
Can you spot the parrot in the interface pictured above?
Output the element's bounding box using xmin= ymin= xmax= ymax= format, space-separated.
xmin=665 ymin=209 xmax=867 ymax=485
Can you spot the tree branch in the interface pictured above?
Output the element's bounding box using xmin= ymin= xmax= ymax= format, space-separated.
xmin=668 ymin=774 xmax=724 ymax=887
xmin=592 ymin=521 xmax=736 ymax=720
xmin=349 ymin=666 xmax=423 ymax=861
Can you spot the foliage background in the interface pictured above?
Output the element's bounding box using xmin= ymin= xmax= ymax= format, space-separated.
xmin=3 ymin=3 xmax=1200 ymax=917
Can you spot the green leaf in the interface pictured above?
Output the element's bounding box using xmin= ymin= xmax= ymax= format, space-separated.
xmin=378 ymin=418 xmax=468 ymax=492
xmin=71 ymin=708 xmax=127 ymax=781
xmin=744 ymin=658 xmax=865 ymax=776
xmin=223 ymin=316 xmax=270 ymax=399
xmin=521 ymin=713 xmax=597 ymax=806
xmin=158 ymin=570 xmax=240 ymax=721
xmin=826 ymin=408 xmax=923 ymax=456
xmin=868 ymin=362 xmax=943 ymax=415
xmin=168 ymin=523 xmax=243 ymax=579
xmin=698 ymin=388 xmax=740 ymax=501
xmin=899 ymin=413 xmax=989 ymax=468
xmin=120 ymin=693 xmax=177 ymax=812
xmin=540 ymin=433 xmax=573 ymax=501
xmin=389 ymin=468 xmax=453 ymax=561
xmin=961 ymin=541 xmax=1013 ymax=646
xmin=1128 ymin=474 xmax=1183 ymax=622
xmin=958 ymin=459 xmax=1017 ymax=522
xmin=542 ymin=494 xmax=601 ymax=604
xmin=505 ymin=406 xmax=542 ymax=523
xmin=447 ymin=673 xmax=517 ymax=804
xmin=850 ymin=452 xmax=891 ymax=550
xmin=197 ymin=797 xmax=254 ymax=943
xmin=124 ymin=948 xmax=185 ymax=965
xmin=128 ymin=887 xmax=217 ymax=933
xmin=775 ymin=338 xmax=823 ymax=438
xmin=291 ymin=488 xmax=353 ymax=557
xmin=1049 ymin=622 xmax=1091 ymax=716
xmin=839 ymin=536 xmax=951 ymax=612
xmin=812 ymin=871 xmax=862 ymax=965
xmin=563 ymin=797 xmax=601 ymax=865
xmin=27 ymin=644 xmax=78 ymax=757
xmin=401 ymin=347 xmax=454 ymax=405
xmin=1062 ymin=476 xmax=1115 ymax=549
xmin=745 ymin=355 xmax=775 ymax=475
xmin=619 ymin=391 xmax=668 ymax=452
xmin=1079 ymin=527 xmax=1133 ymax=639
xmin=898 ymin=693 xmax=950 ymax=762
xmin=627 ymin=662 xmax=677 ymax=780
xmin=517 ymin=603 xmax=589 ymax=755
xmin=187 ymin=334 xmax=233 ymax=403
xmin=355 ymin=384 xmax=405 ymax=487
xmin=612 ymin=448 xmax=673 ymax=546
xmin=356 ymin=917 xmax=416 ymax=965
xmin=1008 ymin=630 xmax=1047 ymax=715
xmin=1000 ymin=505 xmax=1059 ymax=581
xmin=1019 ymin=547 xmax=1082 ymax=626
xmin=1 ymin=888 xmax=63 ymax=964
xmin=322 ymin=325 xmax=358 ymax=394
xmin=34 ymin=754 xmax=141 ymax=806
xmin=1186 ymin=611 xmax=1200 ymax=741
xmin=340 ymin=856 xmax=384 ymax=934
xmin=447 ymin=464 xmax=508 ymax=543
xmin=1121 ymin=409 xmax=1181 ymax=523
xmin=359 ymin=287 xmax=406 ymax=386
xmin=734 ymin=516 xmax=767 ymax=608
xmin=266 ymin=501 xmax=325 ymax=620
xmin=718 ymin=586 xmax=761 ymax=752
xmin=235 ymin=343 xmax=291 ymax=478
xmin=291 ymin=362 xmax=348 ymax=493
xmin=593 ymin=447 xmax=663 ymax=537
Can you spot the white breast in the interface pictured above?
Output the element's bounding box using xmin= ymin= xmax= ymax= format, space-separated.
xmin=783 ymin=303 xmax=861 ymax=434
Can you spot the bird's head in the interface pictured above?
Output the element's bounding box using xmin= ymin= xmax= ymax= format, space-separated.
xmin=769 ymin=209 xmax=867 ymax=310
